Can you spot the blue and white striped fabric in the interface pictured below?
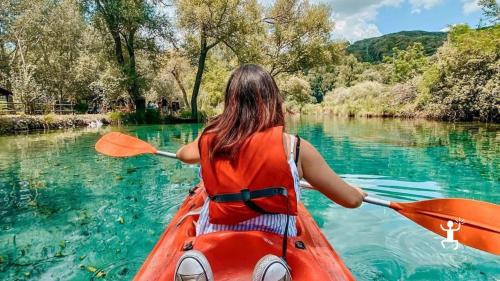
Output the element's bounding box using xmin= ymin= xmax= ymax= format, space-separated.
xmin=196 ymin=136 xmax=301 ymax=237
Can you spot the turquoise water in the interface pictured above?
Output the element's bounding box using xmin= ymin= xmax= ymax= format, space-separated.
xmin=0 ymin=117 xmax=498 ymax=280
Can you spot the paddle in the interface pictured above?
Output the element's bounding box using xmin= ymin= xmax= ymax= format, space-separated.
xmin=95 ymin=132 xmax=500 ymax=255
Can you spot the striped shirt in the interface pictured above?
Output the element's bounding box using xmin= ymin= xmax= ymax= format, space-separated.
xmin=196 ymin=136 xmax=301 ymax=237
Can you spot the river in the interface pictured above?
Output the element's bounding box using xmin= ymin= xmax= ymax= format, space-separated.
xmin=0 ymin=116 xmax=498 ymax=280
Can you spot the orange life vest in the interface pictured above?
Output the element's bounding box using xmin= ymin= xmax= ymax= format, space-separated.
xmin=199 ymin=126 xmax=298 ymax=225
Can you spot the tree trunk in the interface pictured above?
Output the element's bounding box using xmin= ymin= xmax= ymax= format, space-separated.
xmin=110 ymin=29 xmax=125 ymax=66
xmin=125 ymin=31 xmax=144 ymax=112
xmin=191 ymin=34 xmax=208 ymax=121
xmin=171 ymin=69 xmax=190 ymax=108
xmin=99 ymin=3 xmax=144 ymax=113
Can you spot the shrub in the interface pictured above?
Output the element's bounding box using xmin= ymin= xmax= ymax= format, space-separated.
xmin=108 ymin=111 xmax=126 ymax=125
xmin=282 ymin=76 xmax=313 ymax=113
xmin=42 ymin=113 xmax=57 ymax=124
xmin=323 ymin=81 xmax=397 ymax=117
xmin=179 ymin=109 xmax=192 ymax=119
xmin=384 ymin=43 xmax=429 ymax=83
xmin=74 ymin=102 xmax=89 ymax=114
xmin=144 ymin=109 xmax=161 ymax=124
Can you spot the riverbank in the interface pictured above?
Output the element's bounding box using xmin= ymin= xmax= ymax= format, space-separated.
xmin=0 ymin=112 xmax=199 ymax=135
xmin=0 ymin=114 xmax=111 ymax=135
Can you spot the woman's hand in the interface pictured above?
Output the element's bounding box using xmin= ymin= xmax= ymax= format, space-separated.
xmin=353 ymin=186 xmax=367 ymax=198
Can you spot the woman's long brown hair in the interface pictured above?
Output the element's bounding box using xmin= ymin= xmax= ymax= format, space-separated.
xmin=203 ymin=64 xmax=285 ymax=160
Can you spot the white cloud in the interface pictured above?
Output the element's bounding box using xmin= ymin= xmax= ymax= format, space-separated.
xmin=461 ymin=0 xmax=481 ymax=14
xmin=329 ymin=0 xmax=403 ymax=42
xmin=328 ymin=0 xmax=467 ymax=42
xmin=409 ymin=0 xmax=444 ymax=13
xmin=333 ymin=16 xmax=383 ymax=42
xmin=440 ymin=23 xmax=466 ymax=32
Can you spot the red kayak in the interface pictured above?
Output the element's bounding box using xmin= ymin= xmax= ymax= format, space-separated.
xmin=133 ymin=183 xmax=354 ymax=281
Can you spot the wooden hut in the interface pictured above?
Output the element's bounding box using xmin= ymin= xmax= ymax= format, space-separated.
xmin=0 ymin=87 xmax=13 ymax=103
xmin=0 ymin=87 xmax=15 ymax=114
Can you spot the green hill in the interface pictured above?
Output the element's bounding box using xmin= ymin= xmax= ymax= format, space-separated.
xmin=347 ymin=31 xmax=447 ymax=63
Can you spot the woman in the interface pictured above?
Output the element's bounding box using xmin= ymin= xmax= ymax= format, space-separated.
xmin=175 ymin=64 xmax=365 ymax=281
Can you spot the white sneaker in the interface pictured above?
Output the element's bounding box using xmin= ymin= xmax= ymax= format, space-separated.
xmin=174 ymin=250 xmax=214 ymax=281
xmin=252 ymin=255 xmax=292 ymax=281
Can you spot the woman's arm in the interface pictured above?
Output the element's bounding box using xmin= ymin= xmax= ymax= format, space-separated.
xmin=176 ymin=135 xmax=201 ymax=164
xmin=299 ymin=139 xmax=366 ymax=208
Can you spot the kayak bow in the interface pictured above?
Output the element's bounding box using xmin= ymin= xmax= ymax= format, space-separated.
xmin=133 ymin=183 xmax=355 ymax=281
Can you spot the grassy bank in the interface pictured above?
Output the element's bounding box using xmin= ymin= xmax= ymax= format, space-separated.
xmin=107 ymin=110 xmax=197 ymax=125
xmin=0 ymin=114 xmax=111 ymax=135
xmin=0 ymin=110 xmax=198 ymax=135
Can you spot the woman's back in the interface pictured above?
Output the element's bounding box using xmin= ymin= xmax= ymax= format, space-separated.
xmin=176 ymin=64 xmax=365 ymax=236
xmin=197 ymin=129 xmax=302 ymax=236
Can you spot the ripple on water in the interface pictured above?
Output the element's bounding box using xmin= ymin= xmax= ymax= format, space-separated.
xmin=342 ymin=174 xmax=443 ymax=201
xmin=316 ymin=175 xmax=500 ymax=281
xmin=344 ymin=245 xmax=406 ymax=280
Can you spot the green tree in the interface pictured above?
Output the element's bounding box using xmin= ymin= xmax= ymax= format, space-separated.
xmin=72 ymin=26 xmax=127 ymax=111
xmin=175 ymin=0 xmax=261 ymax=120
xmin=1 ymin=0 xmax=134 ymax=113
xmin=282 ymin=75 xmax=312 ymax=113
xmin=163 ymin=52 xmax=192 ymax=108
xmin=306 ymin=42 xmax=346 ymax=103
xmin=418 ymin=25 xmax=499 ymax=122
xmin=385 ymin=43 xmax=428 ymax=83
xmin=88 ymin=0 xmax=164 ymax=112
xmin=307 ymin=67 xmax=336 ymax=103
xmin=34 ymin=0 xmax=87 ymax=103
xmin=3 ymin=0 xmax=48 ymax=108
xmin=479 ymin=0 xmax=500 ymax=25
xmin=0 ymin=0 xmax=14 ymax=91
xmin=336 ymin=54 xmax=364 ymax=87
xmin=262 ymin=0 xmax=333 ymax=76
xmin=346 ymin=31 xmax=447 ymax=63
xmin=3 ymin=0 xmax=95 ymax=111
xmin=194 ymin=56 xmax=231 ymax=117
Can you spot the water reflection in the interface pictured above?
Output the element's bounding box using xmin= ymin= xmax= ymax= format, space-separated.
xmin=288 ymin=116 xmax=499 ymax=203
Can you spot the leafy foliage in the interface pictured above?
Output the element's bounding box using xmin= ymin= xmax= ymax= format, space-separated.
xmin=261 ymin=0 xmax=334 ymax=76
xmin=418 ymin=25 xmax=499 ymax=122
xmin=319 ymin=25 xmax=499 ymax=122
xmin=384 ymin=43 xmax=429 ymax=83
xmin=175 ymin=0 xmax=261 ymax=119
xmin=0 ymin=0 xmax=497 ymax=124
xmin=323 ymin=81 xmax=397 ymax=117
xmin=478 ymin=0 xmax=500 ymax=25
xmin=281 ymin=75 xmax=312 ymax=113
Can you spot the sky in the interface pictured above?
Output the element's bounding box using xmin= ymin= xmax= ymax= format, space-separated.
xmin=326 ymin=0 xmax=489 ymax=42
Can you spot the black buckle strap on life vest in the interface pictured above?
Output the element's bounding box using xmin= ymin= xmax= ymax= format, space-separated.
xmin=209 ymin=187 xmax=288 ymax=214
xmin=209 ymin=187 xmax=291 ymax=262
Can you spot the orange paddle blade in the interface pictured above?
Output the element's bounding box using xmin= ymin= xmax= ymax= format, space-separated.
xmin=391 ymin=198 xmax=500 ymax=255
xmin=95 ymin=132 xmax=157 ymax=157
